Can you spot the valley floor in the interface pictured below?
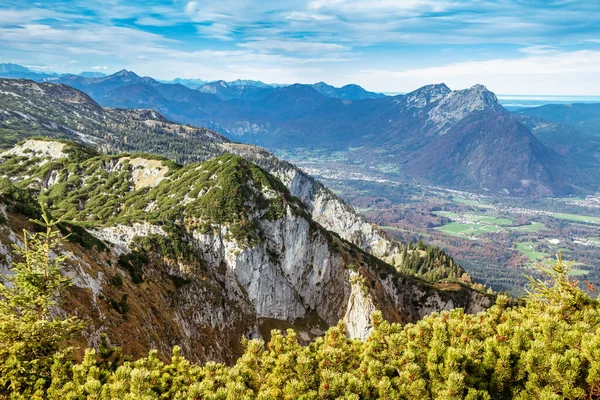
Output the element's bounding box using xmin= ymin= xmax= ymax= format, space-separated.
xmin=275 ymin=147 xmax=600 ymax=295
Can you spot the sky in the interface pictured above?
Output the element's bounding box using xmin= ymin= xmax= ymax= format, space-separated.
xmin=2 ymin=0 xmax=600 ymax=95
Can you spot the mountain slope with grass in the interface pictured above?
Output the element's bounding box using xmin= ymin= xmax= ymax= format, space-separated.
xmin=0 ymin=138 xmax=493 ymax=364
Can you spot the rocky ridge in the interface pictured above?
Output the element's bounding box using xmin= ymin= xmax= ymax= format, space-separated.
xmin=0 ymin=139 xmax=493 ymax=363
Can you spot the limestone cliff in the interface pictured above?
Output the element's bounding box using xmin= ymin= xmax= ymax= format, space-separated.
xmin=221 ymin=143 xmax=434 ymax=266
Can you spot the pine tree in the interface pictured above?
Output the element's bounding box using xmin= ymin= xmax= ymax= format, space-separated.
xmin=0 ymin=208 xmax=85 ymax=397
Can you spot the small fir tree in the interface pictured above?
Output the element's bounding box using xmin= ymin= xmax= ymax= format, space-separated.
xmin=0 ymin=207 xmax=84 ymax=397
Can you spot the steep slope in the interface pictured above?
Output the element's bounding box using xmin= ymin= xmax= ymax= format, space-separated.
xmin=0 ymin=78 xmax=474 ymax=282
xmin=0 ymin=139 xmax=492 ymax=363
xmin=514 ymin=104 xmax=600 ymax=165
xmin=405 ymin=111 xmax=572 ymax=195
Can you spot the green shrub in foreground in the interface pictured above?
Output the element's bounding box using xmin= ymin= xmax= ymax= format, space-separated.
xmin=1 ymin=213 xmax=599 ymax=399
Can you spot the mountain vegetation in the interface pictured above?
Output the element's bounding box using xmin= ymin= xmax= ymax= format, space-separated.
xmin=1 ymin=215 xmax=598 ymax=399
xmin=1 ymin=68 xmax=598 ymax=399
xmin=0 ymin=78 xmax=226 ymax=164
xmin=0 ymin=137 xmax=492 ymax=367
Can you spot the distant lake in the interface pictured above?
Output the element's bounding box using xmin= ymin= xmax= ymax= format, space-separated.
xmin=383 ymin=92 xmax=600 ymax=111
xmin=497 ymin=95 xmax=600 ymax=111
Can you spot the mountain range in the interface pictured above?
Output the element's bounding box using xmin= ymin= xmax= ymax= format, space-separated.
xmin=1 ymin=64 xmax=597 ymax=196
xmin=38 ymin=70 xmax=596 ymax=196
xmin=0 ymin=63 xmax=384 ymax=100
xmin=0 ymin=63 xmax=62 ymax=81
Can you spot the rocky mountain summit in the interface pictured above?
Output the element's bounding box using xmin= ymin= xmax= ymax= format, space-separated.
xmin=424 ymin=84 xmax=506 ymax=134
xmin=0 ymin=139 xmax=492 ymax=363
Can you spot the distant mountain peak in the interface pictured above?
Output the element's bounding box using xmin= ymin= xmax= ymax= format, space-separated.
xmin=197 ymin=80 xmax=231 ymax=95
xmin=470 ymin=83 xmax=487 ymax=91
xmin=449 ymin=84 xmax=503 ymax=112
xmin=426 ymin=84 xmax=505 ymax=134
xmin=405 ymin=83 xmax=451 ymax=108
xmin=310 ymin=81 xmax=385 ymax=100
xmin=79 ymin=71 xmax=107 ymax=78
xmin=278 ymin=83 xmax=325 ymax=96
xmin=112 ymin=69 xmax=140 ymax=79
xmin=410 ymin=83 xmax=451 ymax=96
xmin=0 ymin=63 xmax=32 ymax=73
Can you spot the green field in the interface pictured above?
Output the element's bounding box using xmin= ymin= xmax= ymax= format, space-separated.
xmin=375 ymin=163 xmax=400 ymax=174
xmin=556 ymin=196 xmax=587 ymax=202
xmin=515 ymin=241 xmax=588 ymax=276
xmin=511 ymin=222 xmax=548 ymax=232
xmin=435 ymin=222 xmax=504 ymax=236
xmin=436 ymin=209 xmax=553 ymax=239
xmin=477 ymin=215 xmax=513 ymax=225
xmin=381 ymin=225 xmax=405 ymax=232
xmin=434 ymin=211 xmax=520 ymax=237
xmin=435 ymin=211 xmax=511 ymax=225
xmin=552 ymin=212 xmax=600 ymax=225
xmin=516 ymin=242 xmax=548 ymax=263
xmin=567 ymin=268 xmax=590 ymax=276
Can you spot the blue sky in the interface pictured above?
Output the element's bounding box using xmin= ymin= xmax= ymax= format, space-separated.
xmin=2 ymin=0 xmax=600 ymax=94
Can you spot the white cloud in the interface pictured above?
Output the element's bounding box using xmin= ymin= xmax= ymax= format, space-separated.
xmin=239 ymin=39 xmax=351 ymax=54
xmin=25 ymin=65 xmax=52 ymax=71
xmin=184 ymin=1 xmax=198 ymax=16
xmin=3 ymin=0 xmax=600 ymax=95
xmin=518 ymin=45 xmax=561 ymax=55
xmin=308 ymin=0 xmax=451 ymax=13
xmin=91 ymin=65 xmax=108 ymax=70
xmin=195 ymin=23 xmax=235 ymax=41
xmin=284 ymin=11 xmax=336 ymax=21
xmin=135 ymin=17 xmax=178 ymax=27
xmin=349 ymin=50 xmax=600 ymax=95
xmin=0 ymin=8 xmax=80 ymax=24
